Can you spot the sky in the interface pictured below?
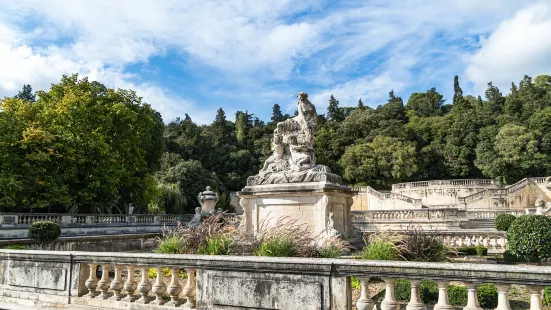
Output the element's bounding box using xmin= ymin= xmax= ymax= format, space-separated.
xmin=1 ymin=1 xmax=551 ymax=124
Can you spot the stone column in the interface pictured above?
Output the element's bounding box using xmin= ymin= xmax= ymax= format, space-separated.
xmin=85 ymin=263 xmax=99 ymax=298
xmin=463 ymin=283 xmax=482 ymax=310
xmin=97 ymin=264 xmax=111 ymax=300
xmin=434 ymin=281 xmax=454 ymax=310
xmin=407 ymin=279 xmax=426 ymax=310
xmin=183 ymin=268 xmax=197 ymax=308
xmin=495 ymin=284 xmax=512 ymax=310
xmin=527 ymin=286 xmax=544 ymax=310
xmin=110 ymin=265 xmax=124 ymax=300
xmin=150 ymin=266 xmax=167 ymax=305
xmin=166 ymin=267 xmax=183 ymax=306
xmin=380 ymin=278 xmax=400 ymax=310
xmin=356 ymin=277 xmax=374 ymax=310
xmin=135 ymin=266 xmax=152 ymax=304
xmin=122 ymin=266 xmax=138 ymax=301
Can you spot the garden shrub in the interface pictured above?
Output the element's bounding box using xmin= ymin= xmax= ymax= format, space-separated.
xmin=475 ymin=246 xmax=488 ymax=257
xmin=477 ymin=283 xmax=498 ymax=309
xmin=457 ymin=246 xmax=477 ymax=255
xmin=255 ymin=236 xmax=297 ymax=257
xmin=154 ymin=235 xmax=184 ymax=254
xmin=318 ymin=244 xmax=344 ymax=258
xmin=502 ymin=250 xmax=539 ymax=263
xmin=494 ymin=213 xmax=517 ymax=231
xmin=362 ymin=241 xmax=400 ymax=261
xmin=448 ymin=285 xmax=467 ymax=306
xmin=377 ymin=280 xmax=442 ymax=305
xmin=148 ymin=267 xmax=187 ymax=279
xmin=198 ymin=235 xmax=232 ymax=255
xmin=5 ymin=245 xmax=26 ymax=250
xmin=398 ymin=226 xmax=448 ymax=262
xmin=28 ymin=221 xmax=61 ymax=244
xmin=543 ymin=287 xmax=551 ymax=307
xmin=507 ymin=215 xmax=551 ymax=261
xmin=351 ymin=277 xmax=360 ymax=290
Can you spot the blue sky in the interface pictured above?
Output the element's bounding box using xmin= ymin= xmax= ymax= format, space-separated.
xmin=1 ymin=1 xmax=551 ymax=124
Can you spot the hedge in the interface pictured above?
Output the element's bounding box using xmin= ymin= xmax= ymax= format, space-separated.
xmin=28 ymin=221 xmax=61 ymax=244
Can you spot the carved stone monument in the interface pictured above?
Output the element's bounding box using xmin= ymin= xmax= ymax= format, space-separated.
xmin=197 ymin=186 xmax=219 ymax=213
xmin=239 ymin=93 xmax=353 ymax=239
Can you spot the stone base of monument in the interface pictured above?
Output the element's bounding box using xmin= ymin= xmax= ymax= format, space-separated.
xmin=238 ymin=181 xmax=353 ymax=240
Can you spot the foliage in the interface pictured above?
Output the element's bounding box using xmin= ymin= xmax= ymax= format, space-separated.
xmin=28 ymin=221 xmax=61 ymax=244
xmin=5 ymin=245 xmax=26 ymax=250
xmin=255 ymin=236 xmax=297 ymax=257
xmin=148 ymin=267 xmax=187 ymax=279
xmin=502 ymin=250 xmax=539 ymax=263
xmin=362 ymin=241 xmax=401 ymax=261
xmin=457 ymin=246 xmax=478 ymax=255
xmin=198 ymin=235 xmax=232 ymax=255
xmin=507 ymin=215 xmax=551 ymax=261
xmin=1 ymin=75 xmax=164 ymax=213
xmin=448 ymin=285 xmax=467 ymax=306
xmin=351 ymin=277 xmax=360 ymax=290
xmin=475 ymin=246 xmax=488 ymax=257
xmin=389 ymin=280 xmax=439 ymax=305
xmin=148 ymin=181 xmax=187 ymax=214
xmin=477 ymin=284 xmax=498 ymax=309
xmin=543 ymin=287 xmax=551 ymax=307
xmin=154 ymin=212 xmax=236 ymax=255
xmin=397 ymin=226 xmax=448 ymax=262
xmin=495 ymin=213 xmax=517 ymax=231
xmin=318 ymin=243 xmax=345 ymax=258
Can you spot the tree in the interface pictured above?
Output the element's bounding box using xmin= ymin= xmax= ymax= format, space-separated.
xmin=358 ymin=98 xmax=365 ymax=109
xmin=377 ymin=91 xmax=406 ymax=122
xmin=453 ymin=75 xmax=463 ymax=105
xmin=340 ymin=135 xmax=417 ymax=187
xmin=406 ymin=87 xmax=445 ymax=117
xmin=271 ymin=104 xmax=284 ymax=123
xmin=0 ymin=74 xmax=164 ymax=213
xmin=15 ymin=84 xmax=36 ymax=102
xmin=327 ymin=95 xmax=344 ymax=122
xmin=215 ymin=108 xmax=226 ymax=125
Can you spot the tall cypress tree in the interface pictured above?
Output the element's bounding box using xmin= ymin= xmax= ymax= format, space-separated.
xmin=358 ymin=98 xmax=365 ymax=109
xmin=271 ymin=104 xmax=283 ymax=123
xmin=215 ymin=108 xmax=226 ymax=126
xmin=453 ymin=75 xmax=463 ymax=105
xmin=327 ymin=95 xmax=342 ymax=121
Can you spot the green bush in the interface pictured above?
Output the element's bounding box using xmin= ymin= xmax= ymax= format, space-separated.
xmin=198 ymin=235 xmax=232 ymax=255
xmin=495 ymin=213 xmax=517 ymax=231
xmin=351 ymin=277 xmax=361 ymax=290
xmin=362 ymin=241 xmax=400 ymax=261
xmin=476 ymin=246 xmax=488 ymax=257
xmin=448 ymin=285 xmax=467 ymax=306
xmin=457 ymin=246 xmax=477 ymax=255
xmin=28 ymin=221 xmax=61 ymax=244
xmin=507 ymin=215 xmax=551 ymax=260
xmin=543 ymin=287 xmax=551 ymax=307
xmin=502 ymin=250 xmax=539 ymax=263
xmin=255 ymin=236 xmax=297 ymax=257
xmin=5 ymin=245 xmax=26 ymax=250
xmin=377 ymin=280 xmax=444 ymax=305
xmin=318 ymin=244 xmax=344 ymax=258
xmin=154 ymin=235 xmax=183 ymax=254
xmin=148 ymin=267 xmax=187 ymax=279
xmin=477 ymin=283 xmax=498 ymax=309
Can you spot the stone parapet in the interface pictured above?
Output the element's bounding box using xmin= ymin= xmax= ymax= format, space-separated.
xmin=1 ymin=249 xmax=550 ymax=309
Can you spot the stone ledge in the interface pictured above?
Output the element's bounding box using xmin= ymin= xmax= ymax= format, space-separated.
xmin=240 ymin=181 xmax=351 ymax=195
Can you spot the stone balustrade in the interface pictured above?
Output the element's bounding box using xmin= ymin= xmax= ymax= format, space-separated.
xmin=392 ymin=179 xmax=499 ymax=190
xmin=466 ymin=209 xmax=525 ymax=219
xmin=1 ymin=249 xmax=550 ymax=309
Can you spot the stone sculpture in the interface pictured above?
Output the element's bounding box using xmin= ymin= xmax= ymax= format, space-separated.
xmin=247 ymin=92 xmax=343 ymax=186
xmin=197 ymin=186 xmax=219 ymax=213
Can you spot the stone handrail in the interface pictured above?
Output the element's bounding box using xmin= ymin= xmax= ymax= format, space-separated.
xmin=0 ymin=250 xmax=550 ymax=309
xmin=466 ymin=209 xmax=525 ymax=219
xmin=351 ymin=186 xmax=422 ymax=205
xmin=0 ymin=213 xmax=237 ymax=227
xmin=458 ymin=177 xmax=547 ymax=205
xmin=392 ymin=179 xmax=498 ymax=190
xmin=351 ymin=208 xmax=461 ymax=221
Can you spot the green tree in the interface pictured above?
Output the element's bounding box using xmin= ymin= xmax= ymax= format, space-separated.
xmin=357 ymin=98 xmax=365 ymax=110
xmin=271 ymin=104 xmax=284 ymax=123
xmin=340 ymin=135 xmax=417 ymax=187
xmin=406 ymin=87 xmax=445 ymax=117
xmin=327 ymin=95 xmax=344 ymax=122
xmin=15 ymin=84 xmax=36 ymax=102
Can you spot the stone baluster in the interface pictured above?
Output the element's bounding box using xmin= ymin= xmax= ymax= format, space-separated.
xmin=495 ymin=284 xmax=512 ymax=310
xmin=407 ymin=279 xmax=426 ymax=310
xmin=458 ymin=236 xmax=464 ymax=247
xmin=356 ymin=277 xmax=374 ymax=310
xmin=474 ymin=236 xmax=480 ymax=246
xmin=85 ymin=263 xmax=99 ymax=298
xmin=434 ymin=281 xmax=454 ymax=310
xmin=527 ymin=286 xmax=544 ymax=310
xmin=483 ymin=236 xmax=489 ymax=247
xmin=110 ymin=265 xmax=124 ymax=300
xmin=464 ymin=283 xmax=482 ymax=310
xmin=183 ymin=268 xmax=197 ymax=308
xmin=122 ymin=265 xmax=138 ymax=301
xmin=150 ymin=266 xmax=167 ymax=305
xmin=136 ymin=266 xmax=152 ymax=304
xmin=380 ymin=278 xmax=399 ymax=310
xmin=98 ymin=264 xmax=111 ymax=299
xmin=166 ymin=267 xmax=183 ymax=306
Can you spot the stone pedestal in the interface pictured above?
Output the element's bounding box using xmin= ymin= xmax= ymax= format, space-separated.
xmin=238 ymin=181 xmax=353 ymax=239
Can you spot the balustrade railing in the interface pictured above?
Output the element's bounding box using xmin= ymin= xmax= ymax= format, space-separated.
xmin=352 ymin=208 xmax=460 ymax=222
xmin=466 ymin=209 xmax=525 ymax=219
xmin=1 ymin=250 xmax=550 ymax=310
xmin=392 ymin=179 xmax=499 ymax=190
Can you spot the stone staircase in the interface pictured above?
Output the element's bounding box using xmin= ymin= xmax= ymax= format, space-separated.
xmin=460 ymin=218 xmax=496 ymax=230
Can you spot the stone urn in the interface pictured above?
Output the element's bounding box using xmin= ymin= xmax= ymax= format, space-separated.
xmin=197 ymin=186 xmax=219 ymax=213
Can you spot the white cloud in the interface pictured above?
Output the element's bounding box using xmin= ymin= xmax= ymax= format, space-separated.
xmin=465 ymin=3 xmax=551 ymax=94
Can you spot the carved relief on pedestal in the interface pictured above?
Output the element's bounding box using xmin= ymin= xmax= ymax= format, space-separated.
xmin=238 ymin=197 xmax=251 ymax=234
xmin=322 ymin=195 xmax=339 ymax=238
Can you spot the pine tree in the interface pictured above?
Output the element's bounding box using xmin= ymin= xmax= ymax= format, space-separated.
xmin=327 ymin=95 xmax=342 ymax=121
xmin=453 ymin=75 xmax=463 ymax=105
xmin=358 ymin=98 xmax=365 ymax=110
xmin=215 ymin=108 xmax=226 ymax=126
xmin=271 ymin=104 xmax=283 ymax=123
xmin=184 ymin=113 xmax=192 ymax=121
xmin=15 ymin=84 xmax=36 ymax=102
xmin=510 ymin=82 xmax=518 ymax=94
